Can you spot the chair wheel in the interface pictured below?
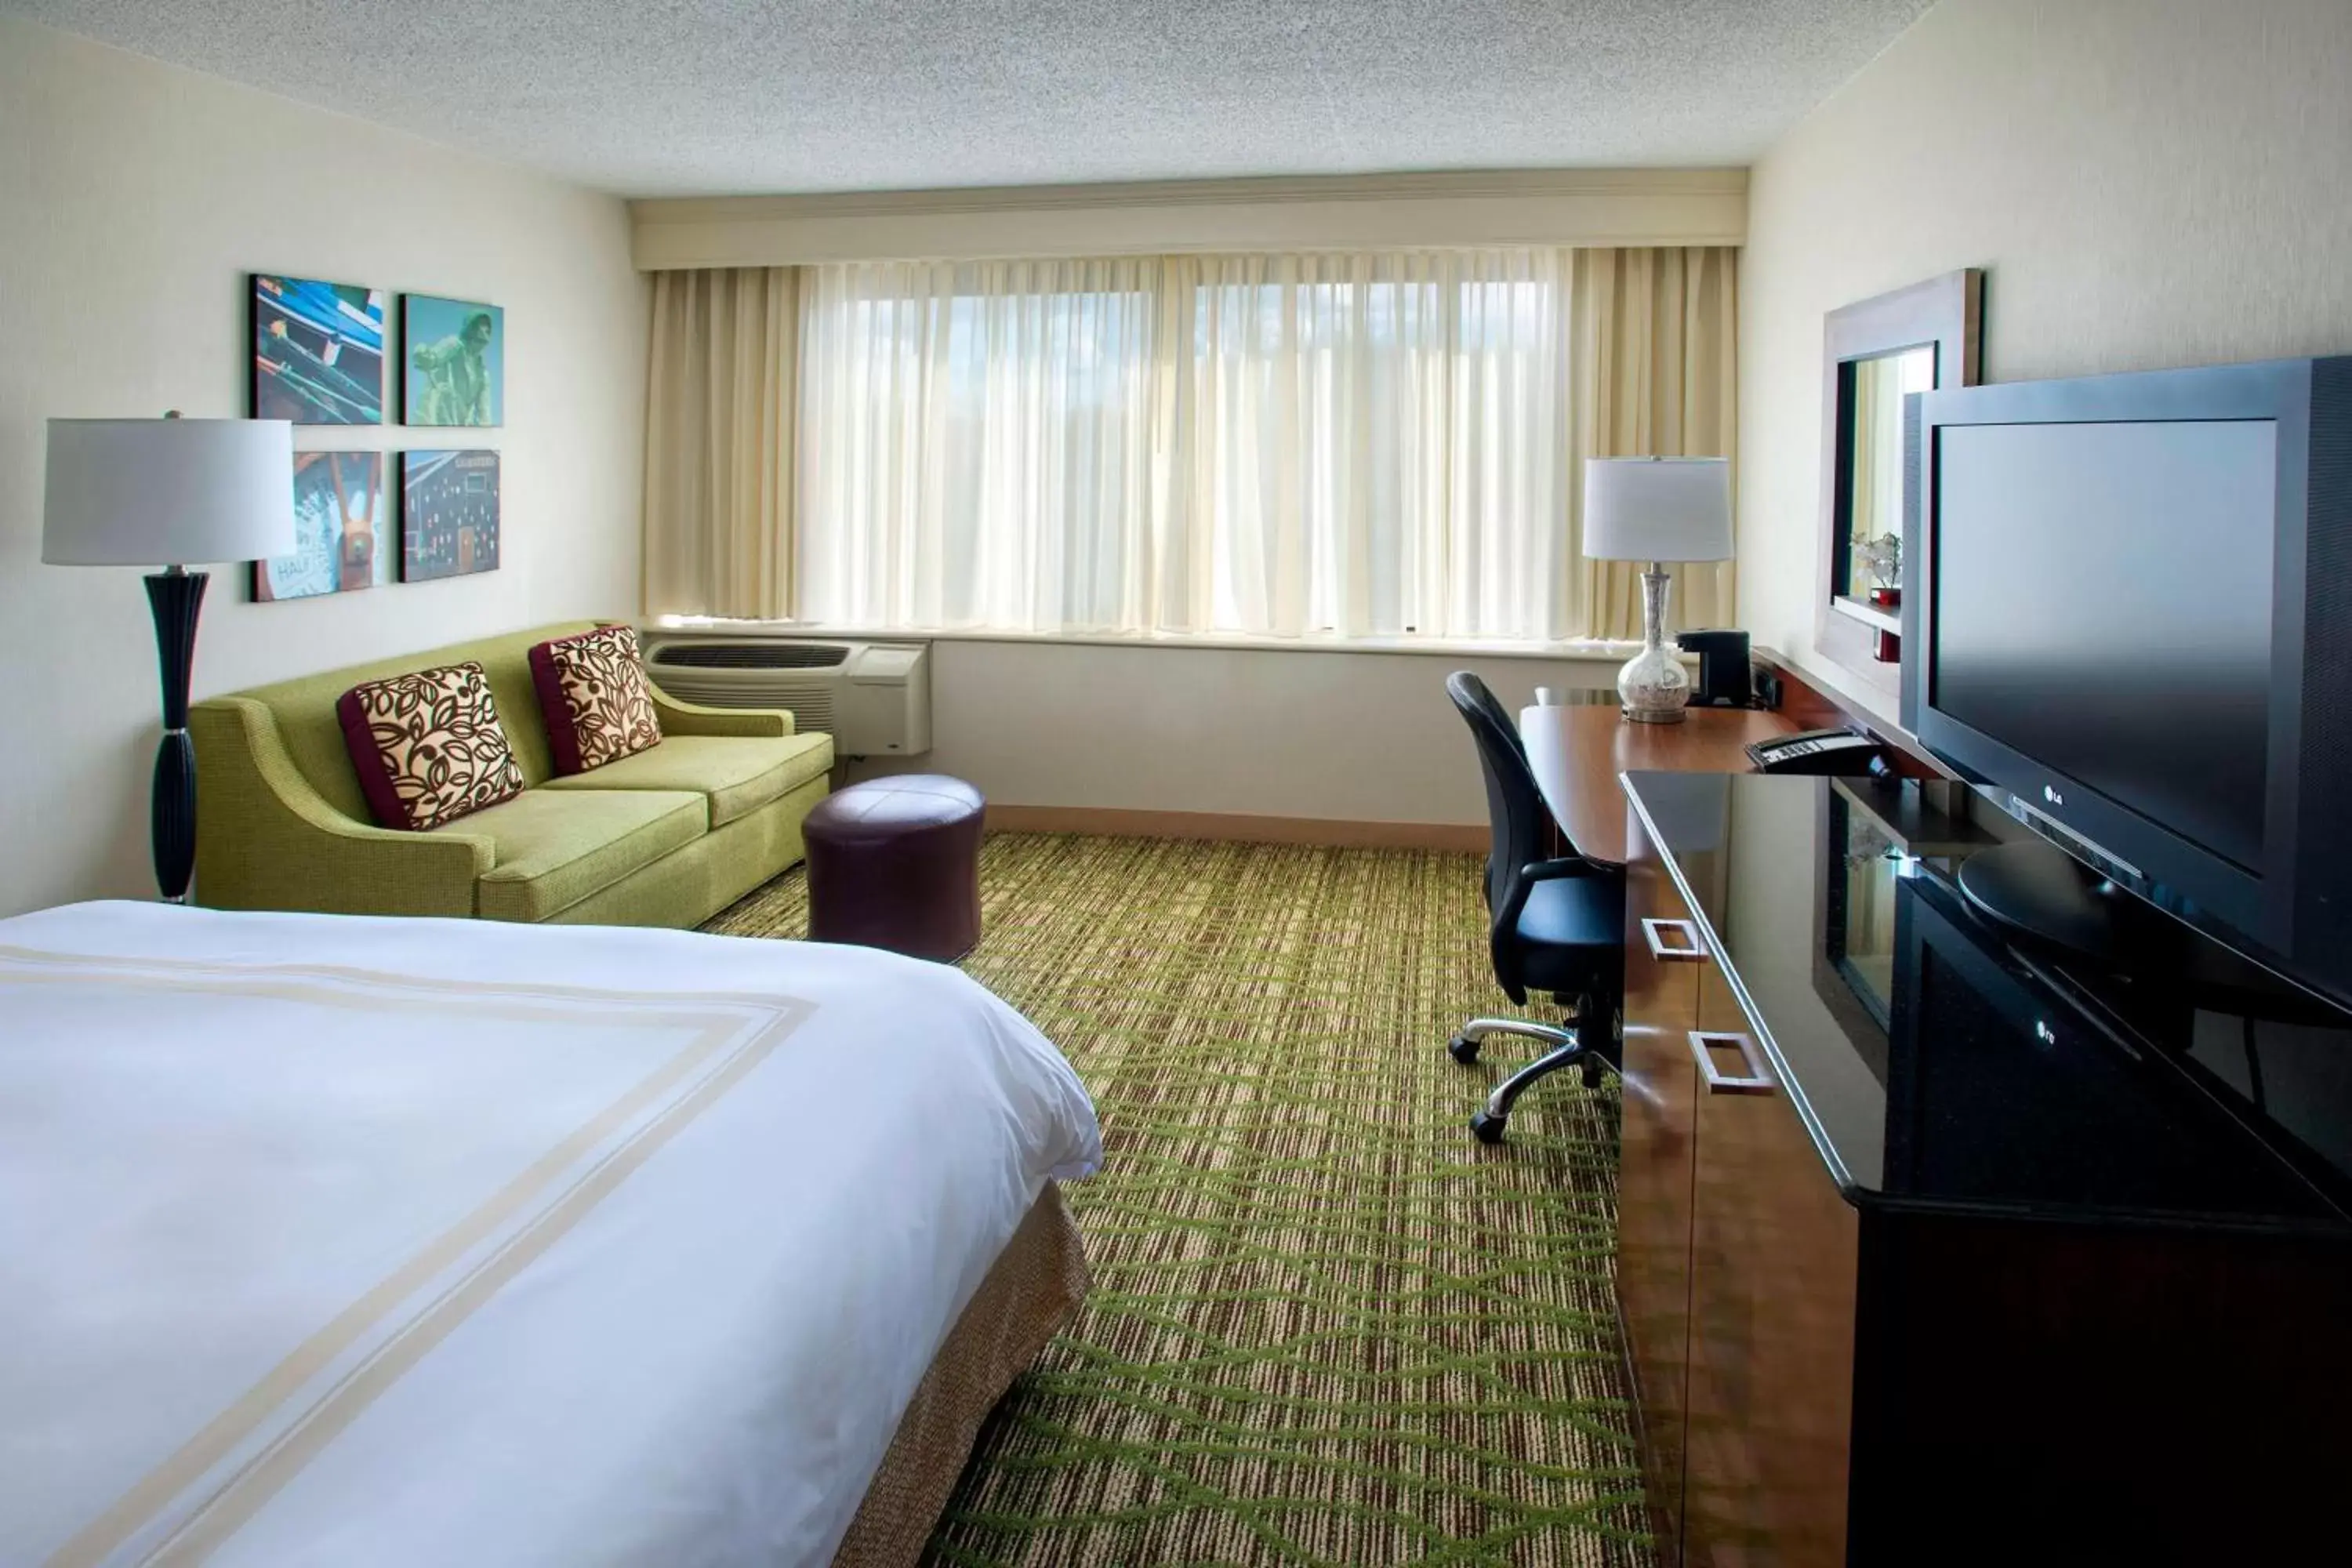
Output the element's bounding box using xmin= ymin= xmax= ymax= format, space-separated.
xmin=1447 ymin=1033 xmax=1481 ymax=1065
xmin=1469 ymin=1110 xmax=1508 ymax=1144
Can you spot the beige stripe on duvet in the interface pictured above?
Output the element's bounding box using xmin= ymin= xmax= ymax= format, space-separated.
xmin=0 ymin=950 xmax=813 ymax=1568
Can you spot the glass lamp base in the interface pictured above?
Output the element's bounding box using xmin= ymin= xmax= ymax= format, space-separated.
xmin=1617 ymin=641 xmax=1691 ymax=724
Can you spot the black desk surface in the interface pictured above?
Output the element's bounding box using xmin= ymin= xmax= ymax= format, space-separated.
xmin=1622 ymin=770 xmax=2352 ymax=1234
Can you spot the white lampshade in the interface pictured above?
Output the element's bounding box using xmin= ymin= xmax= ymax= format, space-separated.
xmin=43 ymin=418 xmax=296 ymax=566
xmin=1582 ymin=456 xmax=1734 ymax=563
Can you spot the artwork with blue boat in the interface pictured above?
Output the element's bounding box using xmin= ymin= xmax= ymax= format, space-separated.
xmin=251 ymin=274 xmax=386 ymax=425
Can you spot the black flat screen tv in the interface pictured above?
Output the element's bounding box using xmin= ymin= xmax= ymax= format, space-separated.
xmin=1904 ymin=356 xmax=2352 ymax=1003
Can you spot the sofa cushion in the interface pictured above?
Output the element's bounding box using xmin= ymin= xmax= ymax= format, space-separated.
xmin=530 ymin=625 xmax=664 ymax=776
xmin=438 ymin=788 xmax=706 ymax=922
xmin=336 ymin=662 xmax=526 ymax=831
xmin=537 ymin=733 xmax=834 ymax=827
xmin=214 ymin=623 xmax=598 ymax=822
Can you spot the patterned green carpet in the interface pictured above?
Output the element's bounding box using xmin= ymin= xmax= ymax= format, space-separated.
xmin=705 ymin=833 xmax=1650 ymax=1566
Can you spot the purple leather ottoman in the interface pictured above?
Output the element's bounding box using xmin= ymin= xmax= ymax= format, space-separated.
xmin=802 ymin=775 xmax=985 ymax=961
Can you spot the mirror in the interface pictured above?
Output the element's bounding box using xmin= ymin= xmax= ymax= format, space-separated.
xmin=1813 ymin=270 xmax=1983 ymax=699
xmin=1839 ymin=346 xmax=1936 ymax=599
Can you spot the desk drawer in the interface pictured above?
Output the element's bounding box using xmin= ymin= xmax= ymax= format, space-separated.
xmin=1682 ymin=960 xmax=1860 ymax=1567
xmin=1617 ymin=815 xmax=1704 ymax=1562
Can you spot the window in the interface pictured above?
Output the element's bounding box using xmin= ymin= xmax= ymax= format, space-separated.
xmin=796 ymin=251 xmax=1577 ymax=641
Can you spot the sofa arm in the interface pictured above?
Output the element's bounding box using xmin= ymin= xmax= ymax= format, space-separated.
xmin=648 ymin=685 xmax=796 ymax=739
xmin=190 ymin=698 xmax=491 ymax=917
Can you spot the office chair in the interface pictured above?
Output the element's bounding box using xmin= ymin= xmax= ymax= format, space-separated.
xmin=1443 ymin=672 xmax=1627 ymax=1143
xmin=1454 ymin=673 xmax=1528 ymax=899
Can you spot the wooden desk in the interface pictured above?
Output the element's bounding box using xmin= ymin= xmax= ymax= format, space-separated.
xmin=1518 ymin=703 xmax=1797 ymax=863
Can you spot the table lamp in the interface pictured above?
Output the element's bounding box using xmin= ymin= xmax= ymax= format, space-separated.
xmin=43 ymin=415 xmax=295 ymax=902
xmin=1583 ymin=456 xmax=1734 ymax=724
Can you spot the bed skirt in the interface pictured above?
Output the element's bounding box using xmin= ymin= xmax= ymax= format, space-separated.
xmin=832 ymin=1181 xmax=1090 ymax=1567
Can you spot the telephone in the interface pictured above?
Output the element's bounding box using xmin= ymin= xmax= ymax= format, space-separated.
xmin=1745 ymin=728 xmax=1890 ymax=776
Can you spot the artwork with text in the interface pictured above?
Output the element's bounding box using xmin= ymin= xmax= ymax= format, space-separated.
xmin=254 ymin=452 xmax=393 ymax=601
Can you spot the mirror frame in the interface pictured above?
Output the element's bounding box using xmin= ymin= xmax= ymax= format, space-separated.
xmin=1813 ymin=269 xmax=1984 ymax=698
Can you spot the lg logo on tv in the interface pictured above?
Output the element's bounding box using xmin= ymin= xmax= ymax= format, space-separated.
xmin=2043 ymin=784 xmax=2065 ymax=808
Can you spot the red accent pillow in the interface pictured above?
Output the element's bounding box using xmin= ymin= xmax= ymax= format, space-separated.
xmin=529 ymin=625 xmax=664 ymax=776
xmin=336 ymin=662 xmax=526 ymax=831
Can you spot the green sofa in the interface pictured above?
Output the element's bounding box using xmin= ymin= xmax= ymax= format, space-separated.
xmin=190 ymin=622 xmax=833 ymax=927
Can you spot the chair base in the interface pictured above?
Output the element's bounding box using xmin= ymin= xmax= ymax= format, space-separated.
xmin=1468 ymin=1039 xmax=1608 ymax=1142
xmin=1449 ymin=996 xmax=1613 ymax=1144
xmin=1446 ymin=1016 xmax=1576 ymax=1065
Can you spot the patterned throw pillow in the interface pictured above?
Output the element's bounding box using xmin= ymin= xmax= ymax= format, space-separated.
xmin=336 ymin=662 xmax=527 ymax=832
xmin=528 ymin=624 xmax=665 ymax=775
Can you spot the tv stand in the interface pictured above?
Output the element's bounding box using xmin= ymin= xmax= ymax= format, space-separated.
xmin=1615 ymin=771 xmax=2352 ymax=1566
xmin=1958 ymin=838 xmax=2317 ymax=1010
xmin=1956 ymin=838 xmax=2154 ymax=964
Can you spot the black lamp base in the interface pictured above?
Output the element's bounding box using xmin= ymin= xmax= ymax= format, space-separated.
xmin=145 ymin=568 xmax=206 ymax=904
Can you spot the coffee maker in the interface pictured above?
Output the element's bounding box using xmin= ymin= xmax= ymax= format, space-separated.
xmin=1678 ymin=628 xmax=1753 ymax=708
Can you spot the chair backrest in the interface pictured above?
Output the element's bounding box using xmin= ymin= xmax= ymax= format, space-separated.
xmin=1446 ymin=671 xmax=1558 ymax=920
xmin=1456 ymin=673 xmax=1528 ymax=764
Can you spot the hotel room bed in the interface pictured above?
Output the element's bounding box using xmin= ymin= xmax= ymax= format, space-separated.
xmin=0 ymin=901 xmax=1101 ymax=1568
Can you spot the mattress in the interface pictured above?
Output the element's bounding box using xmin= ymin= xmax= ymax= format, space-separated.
xmin=0 ymin=901 xmax=1101 ymax=1567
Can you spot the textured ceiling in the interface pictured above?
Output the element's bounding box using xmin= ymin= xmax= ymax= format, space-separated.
xmin=6 ymin=1 xmax=1936 ymax=197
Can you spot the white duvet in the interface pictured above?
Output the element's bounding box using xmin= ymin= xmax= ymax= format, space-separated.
xmin=0 ymin=902 xmax=1101 ymax=1568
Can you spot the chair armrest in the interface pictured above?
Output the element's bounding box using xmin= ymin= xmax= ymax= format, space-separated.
xmin=1521 ymin=856 xmax=1603 ymax=882
xmin=647 ymin=684 xmax=795 ymax=739
xmin=189 ymin=699 xmax=490 ymax=917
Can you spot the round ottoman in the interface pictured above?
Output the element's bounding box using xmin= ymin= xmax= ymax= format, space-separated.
xmin=803 ymin=775 xmax=985 ymax=961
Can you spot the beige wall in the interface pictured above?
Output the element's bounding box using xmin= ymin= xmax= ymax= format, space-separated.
xmin=843 ymin=639 xmax=1620 ymax=826
xmin=1738 ymin=0 xmax=2352 ymax=720
xmin=0 ymin=17 xmax=648 ymax=916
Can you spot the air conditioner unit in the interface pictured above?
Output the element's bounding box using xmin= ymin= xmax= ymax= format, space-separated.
xmin=638 ymin=633 xmax=932 ymax=757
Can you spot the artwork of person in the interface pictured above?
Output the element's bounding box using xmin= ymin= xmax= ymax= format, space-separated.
xmin=402 ymin=296 xmax=503 ymax=426
xmin=410 ymin=310 xmax=496 ymax=426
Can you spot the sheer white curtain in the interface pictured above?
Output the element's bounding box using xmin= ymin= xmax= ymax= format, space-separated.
xmin=1185 ymin=250 xmax=1570 ymax=639
xmin=797 ymin=258 xmax=1180 ymax=632
xmin=792 ymin=248 xmax=1727 ymax=640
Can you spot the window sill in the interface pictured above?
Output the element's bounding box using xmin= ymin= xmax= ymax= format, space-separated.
xmin=648 ymin=616 xmax=1673 ymax=666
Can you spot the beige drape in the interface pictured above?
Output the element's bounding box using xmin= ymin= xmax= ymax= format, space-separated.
xmin=642 ymin=267 xmax=798 ymax=619
xmin=1570 ymin=247 xmax=1739 ymax=641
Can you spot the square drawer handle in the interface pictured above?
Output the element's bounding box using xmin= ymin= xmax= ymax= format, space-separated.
xmin=1689 ymin=1030 xmax=1776 ymax=1095
xmin=1642 ymin=917 xmax=1707 ymax=962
